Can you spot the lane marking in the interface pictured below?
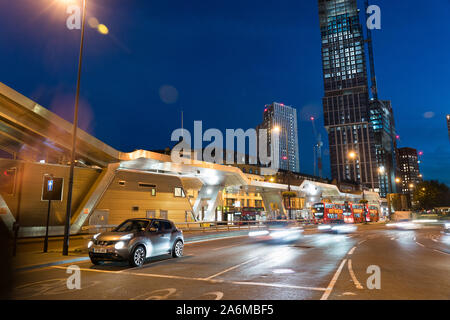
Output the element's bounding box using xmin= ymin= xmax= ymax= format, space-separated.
xmin=229 ymin=281 xmax=326 ymax=292
xmin=433 ymin=249 xmax=450 ymax=256
xmin=347 ymin=259 xmax=363 ymax=289
xmin=415 ymin=242 xmax=425 ymax=248
xmin=320 ymin=259 xmax=347 ymax=300
xmin=390 ymin=237 xmax=396 ymax=240
xmin=358 ymin=239 xmax=366 ymax=245
xmin=51 ymin=265 xmax=122 ymax=274
xmin=49 ymin=265 xmax=325 ymax=292
xmin=348 ymin=246 xmax=356 ymax=255
xmin=204 ymin=257 xmax=259 ymax=280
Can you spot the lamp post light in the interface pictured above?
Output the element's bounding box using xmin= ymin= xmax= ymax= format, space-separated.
xmin=273 ymin=125 xmax=292 ymax=219
xmin=62 ymin=0 xmax=87 ymax=256
xmin=347 ymin=150 xmax=367 ymax=202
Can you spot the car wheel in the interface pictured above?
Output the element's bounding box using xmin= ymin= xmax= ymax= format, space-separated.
xmin=172 ymin=240 xmax=183 ymax=258
xmin=129 ymin=245 xmax=146 ymax=267
xmin=90 ymin=258 xmax=101 ymax=265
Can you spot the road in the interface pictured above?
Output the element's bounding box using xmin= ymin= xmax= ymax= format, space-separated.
xmin=11 ymin=224 xmax=450 ymax=300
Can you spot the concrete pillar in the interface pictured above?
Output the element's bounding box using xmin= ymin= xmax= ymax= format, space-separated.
xmin=192 ymin=185 xmax=223 ymax=221
xmin=261 ymin=191 xmax=286 ymax=219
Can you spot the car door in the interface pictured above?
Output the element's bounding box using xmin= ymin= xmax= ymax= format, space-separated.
xmin=159 ymin=221 xmax=173 ymax=253
xmin=147 ymin=220 xmax=166 ymax=256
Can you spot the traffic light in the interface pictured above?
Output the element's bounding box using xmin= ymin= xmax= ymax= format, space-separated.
xmin=0 ymin=168 xmax=16 ymax=194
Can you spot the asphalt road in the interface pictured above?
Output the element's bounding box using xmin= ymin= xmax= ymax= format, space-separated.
xmin=11 ymin=224 xmax=450 ymax=300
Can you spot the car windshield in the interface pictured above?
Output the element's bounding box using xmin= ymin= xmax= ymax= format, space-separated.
xmin=114 ymin=220 xmax=150 ymax=232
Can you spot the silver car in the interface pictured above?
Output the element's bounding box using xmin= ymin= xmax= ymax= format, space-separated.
xmin=88 ymin=218 xmax=184 ymax=267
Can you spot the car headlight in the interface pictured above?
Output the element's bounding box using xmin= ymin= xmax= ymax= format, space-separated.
xmin=249 ymin=230 xmax=269 ymax=237
xmin=445 ymin=223 xmax=450 ymax=230
xmin=120 ymin=233 xmax=133 ymax=240
xmin=115 ymin=241 xmax=125 ymax=250
xmin=88 ymin=241 xmax=93 ymax=248
xmin=93 ymin=233 xmax=101 ymax=240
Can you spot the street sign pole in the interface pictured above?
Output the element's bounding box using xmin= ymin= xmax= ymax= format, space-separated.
xmin=42 ymin=175 xmax=63 ymax=253
xmin=63 ymin=0 xmax=87 ymax=256
xmin=43 ymin=200 xmax=52 ymax=253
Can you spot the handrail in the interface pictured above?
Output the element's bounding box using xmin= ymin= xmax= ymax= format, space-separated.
xmin=81 ymin=219 xmax=314 ymax=233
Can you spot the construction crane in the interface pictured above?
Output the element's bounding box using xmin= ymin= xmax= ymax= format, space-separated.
xmin=310 ymin=116 xmax=323 ymax=178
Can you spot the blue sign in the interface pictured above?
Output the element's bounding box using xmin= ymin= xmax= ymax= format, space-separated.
xmin=47 ymin=179 xmax=54 ymax=192
xmin=42 ymin=176 xmax=63 ymax=201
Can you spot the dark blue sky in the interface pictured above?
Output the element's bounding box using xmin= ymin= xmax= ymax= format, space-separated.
xmin=1 ymin=0 xmax=449 ymax=185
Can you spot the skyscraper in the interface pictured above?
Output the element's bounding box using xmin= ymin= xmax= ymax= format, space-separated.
xmin=317 ymin=0 xmax=397 ymax=197
xmin=447 ymin=115 xmax=450 ymax=141
xmin=369 ymin=99 xmax=398 ymax=197
xmin=397 ymin=147 xmax=422 ymax=195
xmin=257 ymin=102 xmax=300 ymax=173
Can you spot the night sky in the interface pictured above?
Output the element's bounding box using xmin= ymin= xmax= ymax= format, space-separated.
xmin=1 ymin=0 xmax=449 ymax=185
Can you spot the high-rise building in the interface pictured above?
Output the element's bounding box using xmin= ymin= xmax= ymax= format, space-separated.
xmin=447 ymin=115 xmax=450 ymax=141
xmin=397 ymin=147 xmax=422 ymax=195
xmin=317 ymin=0 xmax=397 ymax=197
xmin=369 ymin=99 xmax=398 ymax=197
xmin=257 ymin=102 xmax=300 ymax=173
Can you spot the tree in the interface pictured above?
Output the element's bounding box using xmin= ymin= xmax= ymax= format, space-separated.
xmin=412 ymin=180 xmax=450 ymax=211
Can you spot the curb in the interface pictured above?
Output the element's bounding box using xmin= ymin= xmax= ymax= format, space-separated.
xmin=15 ymin=257 xmax=90 ymax=273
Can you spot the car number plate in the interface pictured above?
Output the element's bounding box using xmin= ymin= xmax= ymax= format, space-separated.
xmin=94 ymin=248 xmax=107 ymax=253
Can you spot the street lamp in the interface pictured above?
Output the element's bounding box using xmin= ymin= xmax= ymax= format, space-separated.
xmin=273 ymin=125 xmax=292 ymax=219
xmin=395 ymin=177 xmax=401 ymax=183
xmin=62 ymin=0 xmax=87 ymax=256
xmin=347 ymin=150 xmax=367 ymax=202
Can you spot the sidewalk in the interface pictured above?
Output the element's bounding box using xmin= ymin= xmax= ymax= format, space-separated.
xmin=13 ymin=229 xmax=251 ymax=272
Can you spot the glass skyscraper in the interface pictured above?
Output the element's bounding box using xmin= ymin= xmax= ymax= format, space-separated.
xmin=318 ymin=0 xmax=397 ymax=197
xmin=257 ymin=102 xmax=300 ymax=173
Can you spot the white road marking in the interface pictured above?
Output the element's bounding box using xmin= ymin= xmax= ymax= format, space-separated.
xmin=433 ymin=249 xmax=450 ymax=256
xmin=358 ymin=239 xmax=366 ymax=245
xmin=348 ymin=246 xmax=356 ymax=255
xmin=204 ymin=257 xmax=259 ymax=280
xmin=230 ymin=281 xmax=326 ymax=292
xmin=347 ymin=259 xmax=363 ymax=289
xmin=320 ymin=259 xmax=347 ymax=300
xmin=390 ymin=237 xmax=396 ymax=240
xmin=415 ymin=242 xmax=425 ymax=248
xmin=49 ymin=265 xmax=325 ymax=292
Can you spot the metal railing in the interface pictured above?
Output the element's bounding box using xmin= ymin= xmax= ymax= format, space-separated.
xmin=81 ymin=219 xmax=315 ymax=234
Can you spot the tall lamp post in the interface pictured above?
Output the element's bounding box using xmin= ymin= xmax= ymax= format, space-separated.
xmin=274 ymin=126 xmax=292 ymax=219
xmin=347 ymin=151 xmax=363 ymax=195
xmin=63 ymin=0 xmax=87 ymax=256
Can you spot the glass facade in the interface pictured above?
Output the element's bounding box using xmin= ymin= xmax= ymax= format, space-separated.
xmin=257 ymin=102 xmax=300 ymax=173
xmin=318 ymin=0 xmax=376 ymax=190
xmin=397 ymin=147 xmax=422 ymax=195
xmin=318 ymin=0 xmax=397 ymax=197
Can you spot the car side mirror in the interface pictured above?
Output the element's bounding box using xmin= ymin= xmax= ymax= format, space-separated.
xmin=148 ymin=227 xmax=157 ymax=232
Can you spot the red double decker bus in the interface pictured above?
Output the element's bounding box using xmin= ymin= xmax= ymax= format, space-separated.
xmin=367 ymin=205 xmax=379 ymax=222
xmin=347 ymin=203 xmax=365 ymax=224
xmin=311 ymin=202 xmax=344 ymax=224
xmin=343 ymin=203 xmax=379 ymax=223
